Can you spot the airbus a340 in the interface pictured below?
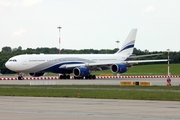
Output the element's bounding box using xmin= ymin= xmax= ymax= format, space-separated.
xmin=5 ymin=29 xmax=167 ymax=80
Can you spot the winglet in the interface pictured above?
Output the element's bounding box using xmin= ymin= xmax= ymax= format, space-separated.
xmin=115 ymin=29 xmax=137 ymax=55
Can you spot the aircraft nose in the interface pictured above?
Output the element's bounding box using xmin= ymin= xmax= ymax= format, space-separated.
xmin=5 ymin=61 xmax=16 ymax=71
xmin=5 ymin=61 xmax=15 ymax=70
xmin=5 ymin=61 xmax=10 ymax=69
xmin=5 ymin=58 xmax=23 ymax=72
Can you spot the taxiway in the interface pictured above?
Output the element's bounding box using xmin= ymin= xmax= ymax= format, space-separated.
xmin=0 ymin=78 xmax=180 ymax=86
xmin=0 ymin=96 xmax=179 ymax=120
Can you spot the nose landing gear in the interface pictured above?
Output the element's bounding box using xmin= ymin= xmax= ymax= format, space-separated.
xmin=18 ymin=72 xmax=24 ymax=80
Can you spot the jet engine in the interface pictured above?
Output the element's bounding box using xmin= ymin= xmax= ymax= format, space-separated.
xmin=29 ymin=72 xmax=45 ymax=77
xmin=110 ymin=64 xmax=128 ymax=73
xmin=73 ymin=67 xmax=90 ymax=77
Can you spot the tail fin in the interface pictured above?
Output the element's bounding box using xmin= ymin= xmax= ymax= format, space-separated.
xmin=115 ymin=29 xmax=137 ymax=56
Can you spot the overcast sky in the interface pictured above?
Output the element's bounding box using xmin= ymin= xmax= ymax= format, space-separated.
xmin=0 ymin=0 xmax=180 ymax=52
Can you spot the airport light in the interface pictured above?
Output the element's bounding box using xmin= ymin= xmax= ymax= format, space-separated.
xmin=167 ymin=49 xmax=170 ymax=76
xmin=116 ymin=40 xmax=120 ymax=76
xmin=116 ymin=40 xmax=120 ymax=51
xmin=57 ymin=26 xmax=62 ymax=54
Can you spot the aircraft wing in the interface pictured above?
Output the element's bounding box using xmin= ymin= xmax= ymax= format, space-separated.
xmin=125 ymin=59 xmax=168 ymax=64
xmin=128 ymin=53 xmax=164 ymax=59
xmin=60 ymin=59 xmax=167 ymax=69
xmin=60 ymin=64 xmax=85 ymax=68
xmin=60 ymin=62 xmax=112 ymax=69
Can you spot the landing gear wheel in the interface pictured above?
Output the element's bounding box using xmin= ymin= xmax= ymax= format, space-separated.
xmin=18 ymin=72 xmax=24 ymax=80
xmin=85 ymin=75 xmax=96 ymax=79
xmin=18 ymin=76 xmax=23 ymax=80
xmin=92 ymin=75 xmax=96 ymax=79
xmin=59 ymin=74 xmax=71 ymax=79
xmin=66 ymin=75 xmax=70 ymax=79
xmin=85 ymin=76 xmax=89 ymax=79
xmin=89 ymin=75 xmax=92 ymax=79
xmin=59 ymin=75 xmax=63 ymax=79
xmin=74 ymin=76 xmax=83 ymax=79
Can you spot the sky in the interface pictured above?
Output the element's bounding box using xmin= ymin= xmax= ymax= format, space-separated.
xmin=0 ymin=0 xmax=180 ymax=52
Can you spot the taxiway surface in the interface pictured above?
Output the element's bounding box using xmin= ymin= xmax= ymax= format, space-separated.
xmin=1 ymin=77 xmax=180 ymax=120
xmin=0 ymin=78 xmax=180 ymax=86
xmin=0 ymin=96 xmax=179 ymax=120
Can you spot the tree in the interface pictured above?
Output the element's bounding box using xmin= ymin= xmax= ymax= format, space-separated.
xmin=2 ymin=46 xmax=12 ymax=52
xmin=12 ymin=48 xmax=18 ymax=51
xmin=18 ymin=46 xmax=22 ymax=50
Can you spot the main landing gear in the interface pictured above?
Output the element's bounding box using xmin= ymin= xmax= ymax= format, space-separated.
xmin=59 ymin=74 xmax=96 ymax=79
xmin=74 ymin=74 xmax=96 ymax=79
xmin=59 ymin=74 xmax=70 ymax=79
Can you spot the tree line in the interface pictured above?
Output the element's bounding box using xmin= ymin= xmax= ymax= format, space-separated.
xmin=0 ymin=46 xmax=179 ymax=74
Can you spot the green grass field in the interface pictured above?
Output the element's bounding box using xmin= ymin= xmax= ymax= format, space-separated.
xmin=0 ymin=85 xmax=180 ymax=101
xmin=123 ymin=63 xmax=180 ymax=75
xmin=91 ymin=63 xmax=180 ymax=76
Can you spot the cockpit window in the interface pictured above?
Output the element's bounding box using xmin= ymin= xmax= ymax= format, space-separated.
xmin=9 ymin=59 xmax=17 ymax=62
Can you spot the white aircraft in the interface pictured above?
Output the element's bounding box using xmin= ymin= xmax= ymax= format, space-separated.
xmin=5 ymin=29 xmax=167 ymax=80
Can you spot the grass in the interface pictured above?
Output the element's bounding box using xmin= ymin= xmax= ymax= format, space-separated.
xmin=0 ymin=85 xmax=180 ymax=101
xmin=124 ymin=64 xmax=180 ymax=75
xmin=91 ymin=63 xmax=180 ymax=76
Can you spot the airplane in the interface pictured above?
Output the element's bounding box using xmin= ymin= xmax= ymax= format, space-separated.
xmin=5 ymin=29 xmax=167 ymax=80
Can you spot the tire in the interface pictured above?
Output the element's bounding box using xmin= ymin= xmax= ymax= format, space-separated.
xmin=18 ymin=76 xmax=22 ymax=80
xmin=60 ymin=75 xmax=64 ymax=79
xmin=67 ymin=75 xmax=70 ymax=79
xmin=89 ymin=75 xmax=92 ymax=79
xmin=85 ymin=76 xmax=89 ymax=79
xmin=92 ymin=75 xmax=96 ymax=79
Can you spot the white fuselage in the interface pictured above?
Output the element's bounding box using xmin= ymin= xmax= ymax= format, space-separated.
xmin=5 ymin=53 xmax=128 ymax=73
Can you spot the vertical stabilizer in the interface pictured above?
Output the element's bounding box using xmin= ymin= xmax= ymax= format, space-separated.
xmin=115 ymin=29 xmax=137 ymax=56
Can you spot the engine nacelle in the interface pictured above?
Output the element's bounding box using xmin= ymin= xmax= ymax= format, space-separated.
xmin=110 ymin=64 xmax=128 ymax=73
xmin=29 ymin=72 xmax=45 ymax=77
xmin=73 ymin=67 xmax=90 ymax=77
